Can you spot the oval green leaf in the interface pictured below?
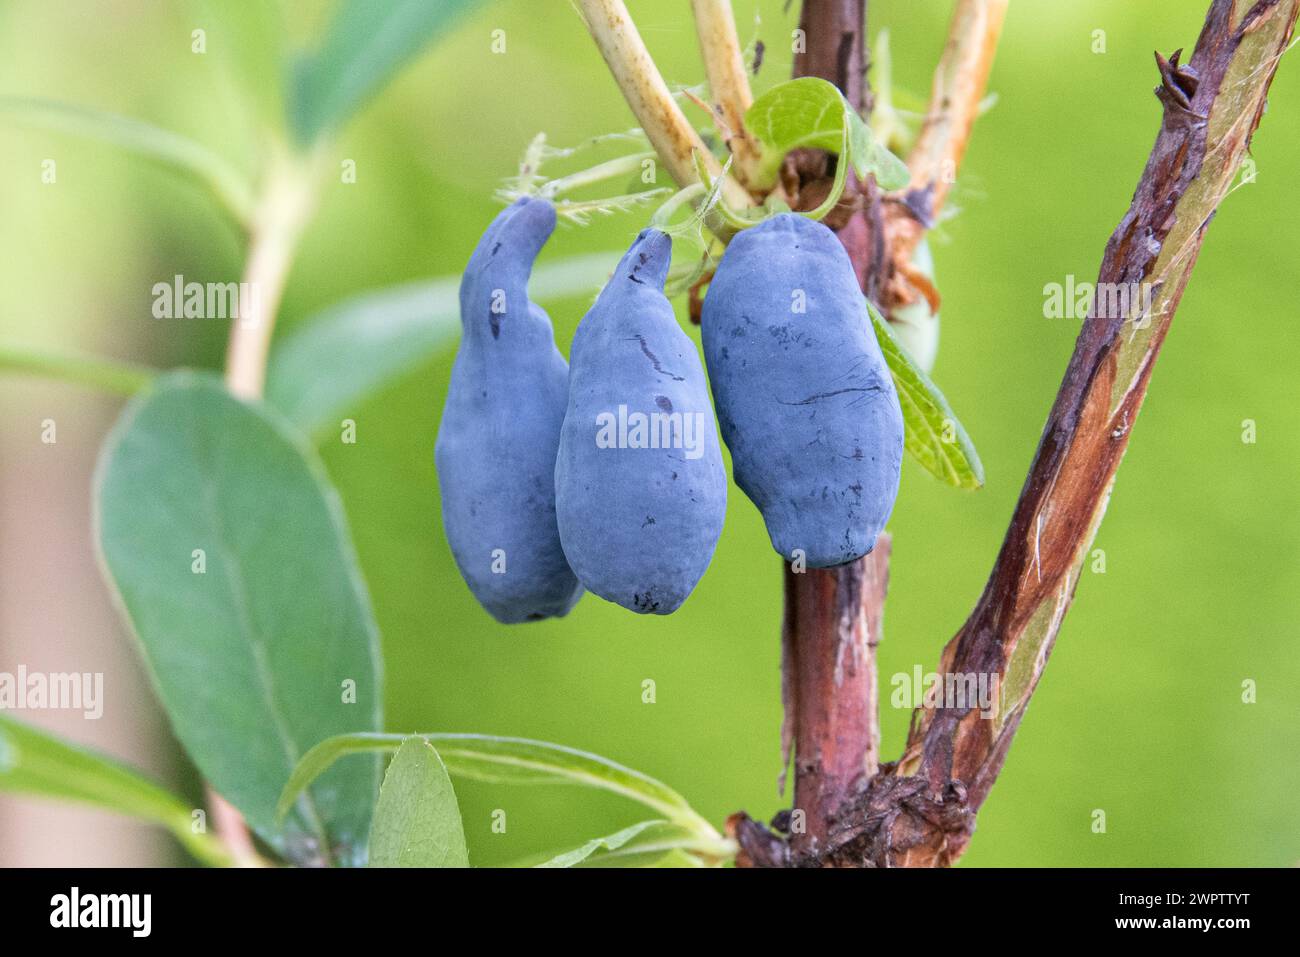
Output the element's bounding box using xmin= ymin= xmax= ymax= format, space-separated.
xmin=94 ymin=372 xmax=383 ymax=866
xmin=369 ymin=738 xmax=468 ymax=867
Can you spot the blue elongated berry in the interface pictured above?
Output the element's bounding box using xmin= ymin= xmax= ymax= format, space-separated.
xmin=555 ymin=229 xmax=727 ymax=614
xmin=435 ymin=197 xmax=582 ymax=622
xmin=701 ymin=213 xmax=903 ymax=568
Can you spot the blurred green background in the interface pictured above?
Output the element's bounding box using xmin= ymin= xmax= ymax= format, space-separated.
xmin=1 ymin=0 xmax=1296 ymax=867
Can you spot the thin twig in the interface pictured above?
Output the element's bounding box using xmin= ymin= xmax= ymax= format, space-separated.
xmin=883 ymin=0 xmax=1007 ymax=313
xmin=208 ymin=790 xmax=265 ymax=867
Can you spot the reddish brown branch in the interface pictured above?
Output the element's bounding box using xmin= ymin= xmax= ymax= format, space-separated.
xmin=734 ymin=0 xmax=1297 ymax=867
xmin=782 ymin=539 xmax=890 ymax=860
xmin=736 ymin=0 xmax=1002 ymax=869
xmin=869 ymin=0 xmax=1298 ymax=867
xmin=745 ymin=0 xmax=888 ymax=868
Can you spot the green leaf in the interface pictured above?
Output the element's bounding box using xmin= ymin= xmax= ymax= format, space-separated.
xmin=194 ymin=0 xmax=288 ymax=126
xmin=869 ymin=302 xmax=984 ymax=489
xmin=0 ymin=341 xmax=156 ymax=396
xmin=265 ymin=251 xmax=620 ymax=438
xmin=0 ymin=715 xmax=231 ymax=867
xmin=94 ymin=372 xmax=383 ymax=865
xmin=744 ymin=77 xmax=908 ymax=191
xmin=537 ymin=819 xmax=729 ymax=868
xmin=277 ymin=732 xmax=719 ymax=840
xmin=369 ymin=738 xmax=468 ymax=867
xmin=867 ymin=134 xmax=911 ymax=191
xmin=0 ymin=97 xmax=255 ymax=229
xmin=289 ymin=0 xmax=476 ymax=145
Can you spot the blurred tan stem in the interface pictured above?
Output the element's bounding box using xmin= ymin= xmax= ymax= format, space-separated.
xmin=690 ymin=0 xmax=763 ymax=187
xmin=576 ymin=0 xmax=751 ymax=209
xmin=224 ymin=149 xmax=319 ymax=400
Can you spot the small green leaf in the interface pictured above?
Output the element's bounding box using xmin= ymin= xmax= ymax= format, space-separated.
xmin=538 ymin=820 xmax=665 ymax=867
xmin=369 ymin=738 xmax=468 ymax=868
xmin=278 ymin=732 xmax=718 ymax=840
xmin=744 ymin=77 xmax=908 ymax=190
xmin=265 ymin=252 xmax=621 ymax=438
xmin=867 ymin=135 xmax=911 ymax=191
xmin=868 ymin=302 xmax=984 ymax=489
xmin=0 ymin=341 xmax=156 ymax=396
xmin=289 ymin=0 xmax=476 ymax=145
xmin=95 ymin=372 xmax=383 ymax=865
xmin=0 ymin=97 xmax=255 ymax=228
xmin=0 ymin=715 xmax=230 ymax=866
xmin=747 ymin=77 xmax=848 ymax=178
xmin=537 ymin=819 xmax=732 ymax=868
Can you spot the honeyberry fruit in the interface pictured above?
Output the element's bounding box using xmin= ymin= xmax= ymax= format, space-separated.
xmin=555 ymin=229 xmax=727 ymax=614
xmin=701 ymin=213 xmax=903 ymax=568
xmin=435 ymin=197 xmax=583 ymax=622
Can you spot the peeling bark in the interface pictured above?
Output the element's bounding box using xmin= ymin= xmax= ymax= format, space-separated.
xmin=734 ymin=0 xmax=1298 ymax=867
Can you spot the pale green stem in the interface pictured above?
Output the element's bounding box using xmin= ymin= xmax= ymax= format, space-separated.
xmin=540 ymin=151 xmax=656 ymax=199
xmin=0 ymin=343 xmax=155 ymax=395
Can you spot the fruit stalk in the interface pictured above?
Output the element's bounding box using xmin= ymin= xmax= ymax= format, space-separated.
xmin=882 ymin=0 xmax=1007 ymax=316
xmin=576 ymin=0 xmax=751 ymax=209
xmin=689 ymin=0 xmax=763 ymax=187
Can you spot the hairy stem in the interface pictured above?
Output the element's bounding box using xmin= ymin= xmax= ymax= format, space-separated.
xmin=538 ymin=151 xmax=657 ymax=199
xmin=576 ymin=0 xmax=751 ymax=209
xmin=690 ymin=0 xmax=763 ymax=186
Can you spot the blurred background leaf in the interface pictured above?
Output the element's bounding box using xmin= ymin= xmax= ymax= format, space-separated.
xmin=289 ymin=0 xmax=479 ymax=145
xmin=265 ymin=251 xmax=617 ymax=438
xmin=0 ymin=715 xmax=230 ymax=866
xmin=94 ymin=373 xmax=382 ymax=866
xmin=0 ymin=96 xmax=255 ymax=227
